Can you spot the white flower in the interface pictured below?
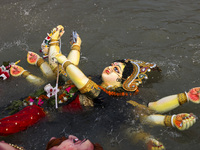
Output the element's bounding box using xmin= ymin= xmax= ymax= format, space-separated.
xmin=44 ymin=83 xmax=60 ymax=98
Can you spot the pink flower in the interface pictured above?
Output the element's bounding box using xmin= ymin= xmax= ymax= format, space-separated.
xmin=65 ymin=87 xmax=71 ymax=93
xmin=29 ymin=98 xmax=34 ymax=102
xmin=38 ymin=99 xmax=44 ymax=106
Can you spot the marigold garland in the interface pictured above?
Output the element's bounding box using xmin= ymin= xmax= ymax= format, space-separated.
xmin=98 ymin=86 xmax=139 ymax=96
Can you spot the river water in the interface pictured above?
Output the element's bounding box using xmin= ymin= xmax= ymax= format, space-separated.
xmin=0 ymin=0 xmax=200 ymax=149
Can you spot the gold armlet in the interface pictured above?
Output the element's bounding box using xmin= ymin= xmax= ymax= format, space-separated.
xmin=178 ymin=93 xmax=188 ymax=105
xmin=79 ymin=79 xmax=101 ymax=99
xmin=37 ymin=57 xmax=45 ymax=67
xmin=62 ymin=61 xmax=73 ymax=70
xmin=49 ymin=42 xmax=59 ymax=46
xmin=22 ymin=71 xmax=31 ymax=77
xmin=71 ymin=45 xmax=80 ymax=53
xmin=164 ymin=115 xmax=172 ymax=127
xmin=51 ymin=39 xmax=59 ymax=42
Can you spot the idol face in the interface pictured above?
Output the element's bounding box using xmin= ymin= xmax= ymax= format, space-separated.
xmin=49 ymin=135 xmax=94 ymax=150
xmin=101 ymin=62 xmax=125 ymax=87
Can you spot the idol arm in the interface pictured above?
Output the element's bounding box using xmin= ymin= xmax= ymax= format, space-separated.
xmin=148 ymin=87 xmax=200 ymax=113
xmin=10 ymin=65 xmax=45 ymax=86
xmin=127 ymin=100 xmax=196 ymax=131
xmin=148 ymin=93 xmax=181 ymax=113
xmin=67 ymin=35 xmax=82 ymax=66
xmin=48 ymin=27 xmax=64 ymax=73
xmin=126 ymin=128 xmax=165 ymax=150
xmin=55 ymin=53 xmax=90 ymax=89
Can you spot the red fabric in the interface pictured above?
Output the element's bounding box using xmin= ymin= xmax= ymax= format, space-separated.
xmin=62 ymin=95 xmax=82 ymax=112
xmin=0 ymin=105 xmax=46 ymax=136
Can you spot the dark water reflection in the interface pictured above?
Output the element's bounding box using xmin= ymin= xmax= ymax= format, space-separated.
xmin=0 ymin=0 xmax=200 ymax=149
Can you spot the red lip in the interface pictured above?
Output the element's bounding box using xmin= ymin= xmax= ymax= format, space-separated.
xmin=104 ymin=67 xmax=112 ymax=74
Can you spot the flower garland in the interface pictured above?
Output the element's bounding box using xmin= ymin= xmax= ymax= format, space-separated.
xmin=5 ymin=83 xmax=78 ymax=114
xmin=98 ymin=85 xmax=139 ymax=96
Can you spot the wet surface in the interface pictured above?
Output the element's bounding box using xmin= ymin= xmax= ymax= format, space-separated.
xmin=0 ymin=0 xmax=200 ymax=149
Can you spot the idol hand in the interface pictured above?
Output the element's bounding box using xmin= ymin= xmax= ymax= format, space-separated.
xmin=187 ymin=87 xmax=200 ymax=103
xmin=172 ymin=113 xmax=196 ymax=131
xmin=146 ymin=137 xmax=165 ymax=150
xmin=51 ymin=25 xmax=65 ymax=40
xmin=70 ymin=31 xmax=82 ymax=46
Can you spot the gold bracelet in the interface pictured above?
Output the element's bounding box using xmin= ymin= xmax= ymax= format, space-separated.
xmin=164 ymin=115 xmax=172 ymax=127
xmin=178 ymin=93 xmax=188 ymax=105
xmin=50 ymin=39 xmax=59 ymax=42
xmin=63 ymin=61 xmax=73 ymax=70
xmin=37 ymin=57 xmax=45 ymax=67
xmin=71 ymin=45 xmax=80 ymax=53
xmin=22 ymin=71 xmax=31 ymax=77
xmin=49 ymin=42 xmax=59 ymax=46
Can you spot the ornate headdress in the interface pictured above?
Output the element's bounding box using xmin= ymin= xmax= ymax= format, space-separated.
xmin=122 ymin=59 xmax=160 ymax=92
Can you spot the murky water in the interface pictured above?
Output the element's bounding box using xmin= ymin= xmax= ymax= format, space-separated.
xmin=0 ymin=0 xmax=200 ymax=149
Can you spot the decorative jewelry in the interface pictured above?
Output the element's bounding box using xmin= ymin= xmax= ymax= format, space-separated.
xmin=8 ymin=143 xmax=24 ymax=150
xmin=37 ymin=57 xmax=45 ymax=67
xmin=164 ymin=115 xmax=173 ymax=127
xmin=62 ymin=60 xmax=73 ymax=70
xmin=71 ymin=45 xmax=80 ymax=53
xmin=49 ymin=41 xmax=59 ymax=46
xmin=79 ymin=79 xmax=99 ymax=93
xmin=116 ymin=78 xmax=122 ymax=82
xmin=22 ymin=70 xmax=30 ymax=77
xmin=122 ymin=59 xmax=159 ymax=92
xmin=178 ymin=93 xmax=188 ymax=105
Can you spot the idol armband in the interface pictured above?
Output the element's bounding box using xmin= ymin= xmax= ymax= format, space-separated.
xmin=62 ymin=60 xmax=73 ymax=70
xmin=37 ymin=57 xmax=45 ymax=67
xmin=71 ymin=44 xmax=80 ymax=53
xmin=79 ymin=79 xmax=101 ymax=99
xmin=22 ymin=70 xmax=31 ymax=77
xmin=49 ymin=39 xmax=60 ymax=46
xmin=178 ymin=93 xmax=188 ymax=105
xmin=164 ymin=115 xmax=173 ymax=127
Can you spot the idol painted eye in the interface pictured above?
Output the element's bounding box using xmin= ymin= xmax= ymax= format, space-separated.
xmin=114 ymin=67 xmax=119 ymax=73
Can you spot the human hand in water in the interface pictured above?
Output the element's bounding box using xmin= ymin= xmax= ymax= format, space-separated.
xmin=187 ymin=87 xmax=200 ymax=103
xmin=172 ymin=113 xmax=196 ymax=131
xmin=146 ymin=137 xmax=165 ymax=150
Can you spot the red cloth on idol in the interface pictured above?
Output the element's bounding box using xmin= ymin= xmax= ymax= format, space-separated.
xmin=0 ymin=105 xmax=46 ymax=136
xmin=62 ymin=95 xmax=82 ymax=112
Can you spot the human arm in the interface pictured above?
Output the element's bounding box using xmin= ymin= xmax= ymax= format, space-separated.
xmin=148 ymin=87 xmax=200 ymax=113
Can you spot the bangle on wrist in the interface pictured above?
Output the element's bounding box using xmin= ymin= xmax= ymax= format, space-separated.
xmin=178 ymin=93 xmax=188 ymax=105
xmin=37 ymin=57 xmax=45 ymax=67
xmin=49 ymin=41 xmax=59 ymax=46
xmin=185 ymin=91 xmax=189 ymax=102
xmin=71 ymin=45 xmax=80 ymax=52
xmin=22 ymin=70 xmax=30 ymax=77
xmin=164 ymin=115 xmax=173 ymax=127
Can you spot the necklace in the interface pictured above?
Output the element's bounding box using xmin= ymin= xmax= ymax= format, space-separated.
xmin=9 ymin=143 xmax=24 ymax=150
